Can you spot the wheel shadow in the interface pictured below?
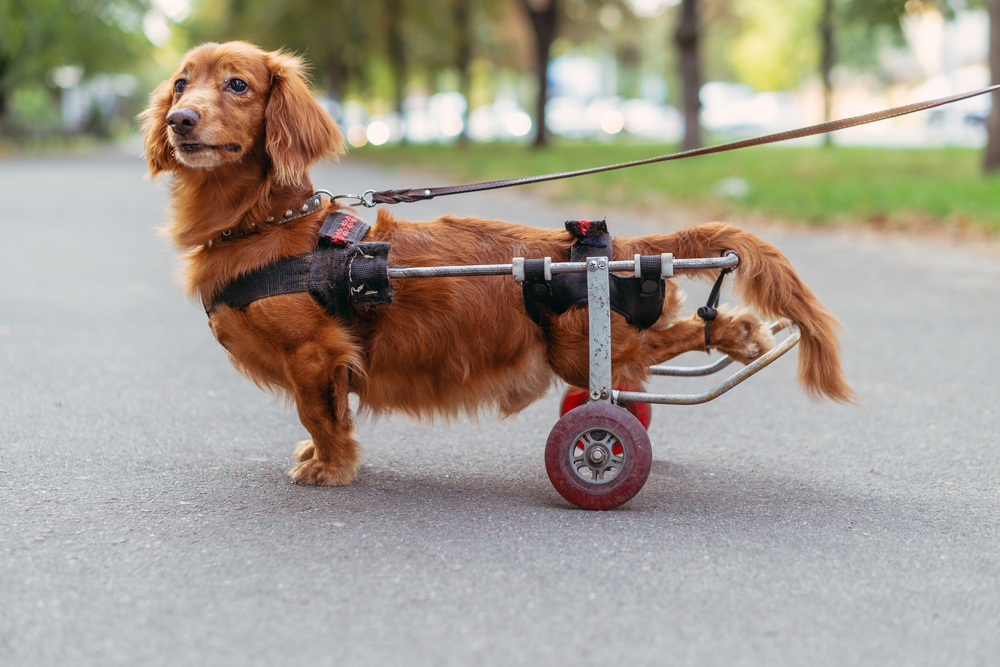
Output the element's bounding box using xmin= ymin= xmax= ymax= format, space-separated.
xmin=259 ymin=452 xmax=884 ymax=531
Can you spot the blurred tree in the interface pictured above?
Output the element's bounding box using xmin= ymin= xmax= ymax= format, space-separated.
xmin=195 ymin=0 xmax=653 ymax=146
xmin=729 ymin=0 xmax=824 ymax=93
xmin=455 ymin=0 xmax=473 ymax=142
xmin=519 ymin=0 xmax=559 ymax=147
xmin=557 ymin=0 xmax=645 ymax=97
xmin=201 ymin=0 xmax=486 ymax=125
xmin=674 ymin=0 xmax=702 ymax=150
xmin=819 ymin=0 xmax=834 ymax=137
xmin=518 ymin=0 xmax=636 ymax=147
xmin=385 ymin=0 xmax=408 ymax=130
xmin=730 ymin=0 xmax=1000 ymax=170
xmin=730 ymin=0 xmax=924 ymax=97
xmin=836 ymin=1 xmax=999 ymax=169
xmin=831 ymin=1 xmax=931 ymax=126
xmin=984 ymin=0 xmax=1000 ymax=171
xmin=208 ymin=0 xmax=379 ymax=98
xmin=0 ymin=0 xmax=152 ymax=133
xmin=443 ymin=0 xmax=515 ymax=138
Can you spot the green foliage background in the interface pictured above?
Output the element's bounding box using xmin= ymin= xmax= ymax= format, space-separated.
xmin=0 ymin=0 xmax=996 ymax=234
xmin=0 ymin=0 xmax=155 ymax=135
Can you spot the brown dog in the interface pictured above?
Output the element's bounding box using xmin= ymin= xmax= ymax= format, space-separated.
xmin=141 ymin=41 xmax=853 ymax=487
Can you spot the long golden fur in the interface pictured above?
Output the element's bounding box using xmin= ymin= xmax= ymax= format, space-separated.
xmin=141 ymin=41 xmax=854 ymax=486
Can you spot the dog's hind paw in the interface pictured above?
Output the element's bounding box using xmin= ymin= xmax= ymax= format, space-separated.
xmin=289 ymin=458 xmax=359 ymax=487
xmin=713 ymin=307 xmax=775 ymax=365
xmin=294 ymin=439 xmax=315 ymax=462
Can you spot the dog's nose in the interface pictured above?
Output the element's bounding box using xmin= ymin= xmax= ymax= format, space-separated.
xmin=166 ymin=108 xmax=200 ymax=136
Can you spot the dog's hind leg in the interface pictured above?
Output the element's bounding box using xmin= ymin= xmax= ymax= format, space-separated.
xmin=645 ymin=308 xmax=774 ymax=366
xmin=623 ymin=224 xmax=854 ymax=402
xmin=545 ymin=302 xmax=774 ymax=389
xmin=286 ymin=346 xmax=361 ymax=486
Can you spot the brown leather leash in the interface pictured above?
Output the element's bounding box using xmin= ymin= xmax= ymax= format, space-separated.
xmin=330 ymin=84 xmax=1000 ymax=208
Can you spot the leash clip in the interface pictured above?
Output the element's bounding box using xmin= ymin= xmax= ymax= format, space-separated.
xmin=324 ymin=190 xmax=377 ymax=208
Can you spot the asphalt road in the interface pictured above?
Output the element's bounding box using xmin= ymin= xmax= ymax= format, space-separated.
xmin=2 ymin=147 xmax=998 ymax=667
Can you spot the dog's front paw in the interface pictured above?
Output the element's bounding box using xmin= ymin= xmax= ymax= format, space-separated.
xmin=713 ymin=308 xmax=775 ymax=364
xmin=289 ymin=458 xmax=359 ymax=486
xmin=293 ymin=439 xmax=315 ymax=462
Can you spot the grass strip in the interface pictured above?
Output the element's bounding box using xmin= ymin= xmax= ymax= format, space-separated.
xmin=355 ymin=141 xmax=1000 ymax=234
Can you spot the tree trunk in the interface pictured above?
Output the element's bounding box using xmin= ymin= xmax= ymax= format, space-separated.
xmin=521 ymin=0 xmax=558 ymax=148
xmin=819 ymin=0 xmax=835 ymax=147
xmin=0 ymin=56 xmax=8 ymax=134
xmin=674 ymin=0 xmax=701 ymax=151
xmin=455 ymin=0 xmax=473 ymax=146
xmin=985 ymin=0 xmax=1000 ymax=172
xmin=326 ymin=62 xmax=346 ymax=103
xmin=386 ymin=0 xmax=408 ymax=143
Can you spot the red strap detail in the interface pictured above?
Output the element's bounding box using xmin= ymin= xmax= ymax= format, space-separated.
xmin=565 ymin=219 xmax=608 ymax=239
xmin=319 ymin=212 xmax=370 ymax=246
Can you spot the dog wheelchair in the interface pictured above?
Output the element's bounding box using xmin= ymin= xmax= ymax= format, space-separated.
xmin=385 ymin=249 xmax=801 ymax=510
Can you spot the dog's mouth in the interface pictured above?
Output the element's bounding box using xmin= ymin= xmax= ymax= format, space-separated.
xmin=177 ymin=142 xmax=241 ymax=155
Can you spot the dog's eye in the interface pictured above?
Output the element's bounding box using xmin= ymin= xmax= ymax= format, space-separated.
xmin=227 ymin=78 xmax=248 ymax=93
xmin=173 ymin=79 xmax=187 ymax=95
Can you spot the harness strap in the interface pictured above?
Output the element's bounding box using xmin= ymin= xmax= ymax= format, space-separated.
xmin=204 ymin=212 xmax=392 ymax=321
xmin=697 ymin=264 xmax=732 ymax=349
xmin=522 ymin=220 xmax=667 ymax=330
xmin=205 ymin=254 xmax=313 ymax=314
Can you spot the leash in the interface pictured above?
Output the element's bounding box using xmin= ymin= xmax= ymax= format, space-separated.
xmin=330 ymin=84 xmax=1000 ymax=208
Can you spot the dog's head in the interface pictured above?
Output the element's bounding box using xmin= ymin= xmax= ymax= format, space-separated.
xmin=140 ymin=41 xmax=344 ymax=186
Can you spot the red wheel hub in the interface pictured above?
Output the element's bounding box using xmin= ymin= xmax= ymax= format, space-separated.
xmin=560 ymin=385 xmax=651 ymax=430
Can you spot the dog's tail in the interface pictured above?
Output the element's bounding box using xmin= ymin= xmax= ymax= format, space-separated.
xmin=638 ymin=222 xmax=855 ymax=403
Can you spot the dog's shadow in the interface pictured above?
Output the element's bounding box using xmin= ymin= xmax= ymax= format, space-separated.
xmin=262 ymin=453 xmax=882 ymax=534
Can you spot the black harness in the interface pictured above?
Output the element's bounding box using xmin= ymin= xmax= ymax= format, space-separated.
xmin=205 ymin=215 xmax=667 ymax=332
xmin=522 ymin=219 xmax=666 ymax=330
xmin=204 ymin=211 xmax=393 ymax=322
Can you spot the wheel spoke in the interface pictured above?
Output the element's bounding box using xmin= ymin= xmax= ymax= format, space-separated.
xmin=568 ymin=426 xmax=631 ymax=485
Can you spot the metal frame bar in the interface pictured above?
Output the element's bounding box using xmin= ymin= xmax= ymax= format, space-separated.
xmin=649 ymin=321 xmax=788 ymax=377
xmin=586 ymin=257 xmax=613 ymax=403
xmin=386 ymin=254 xmax=737 ymax=280
xmin=651 ymin=354 xmax=735 ymax=377
xmin=615 ymin=324 xmax=801 ymax=406
xmin=383 ymin=252 xmax=795 ymax=409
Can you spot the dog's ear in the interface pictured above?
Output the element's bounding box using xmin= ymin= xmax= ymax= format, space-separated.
xmin=138 ymin=79 xmax=177 ymax=177
xmin=265 ymin=51 xmax=345 ymax=187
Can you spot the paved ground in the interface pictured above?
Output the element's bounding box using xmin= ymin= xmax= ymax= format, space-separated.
xmin=1 ymin=148 xmax=998 ymax=667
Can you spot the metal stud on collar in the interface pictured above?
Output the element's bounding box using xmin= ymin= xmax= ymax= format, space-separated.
xmin=205 ymin=192 xmax=326 ymax=248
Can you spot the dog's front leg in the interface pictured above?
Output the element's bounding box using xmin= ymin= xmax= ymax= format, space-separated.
xmin=286 ymin=348 xmax=360 ymax=486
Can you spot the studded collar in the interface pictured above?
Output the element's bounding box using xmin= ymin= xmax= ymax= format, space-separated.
xmin=204 ymin=193 xmax=326 ymax=248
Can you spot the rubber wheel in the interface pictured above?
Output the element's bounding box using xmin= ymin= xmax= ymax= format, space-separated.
xmin=560 ymin=386 xmax=652 ymax=430
xmin=545 ymin=402 xmax=652 ymax=510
